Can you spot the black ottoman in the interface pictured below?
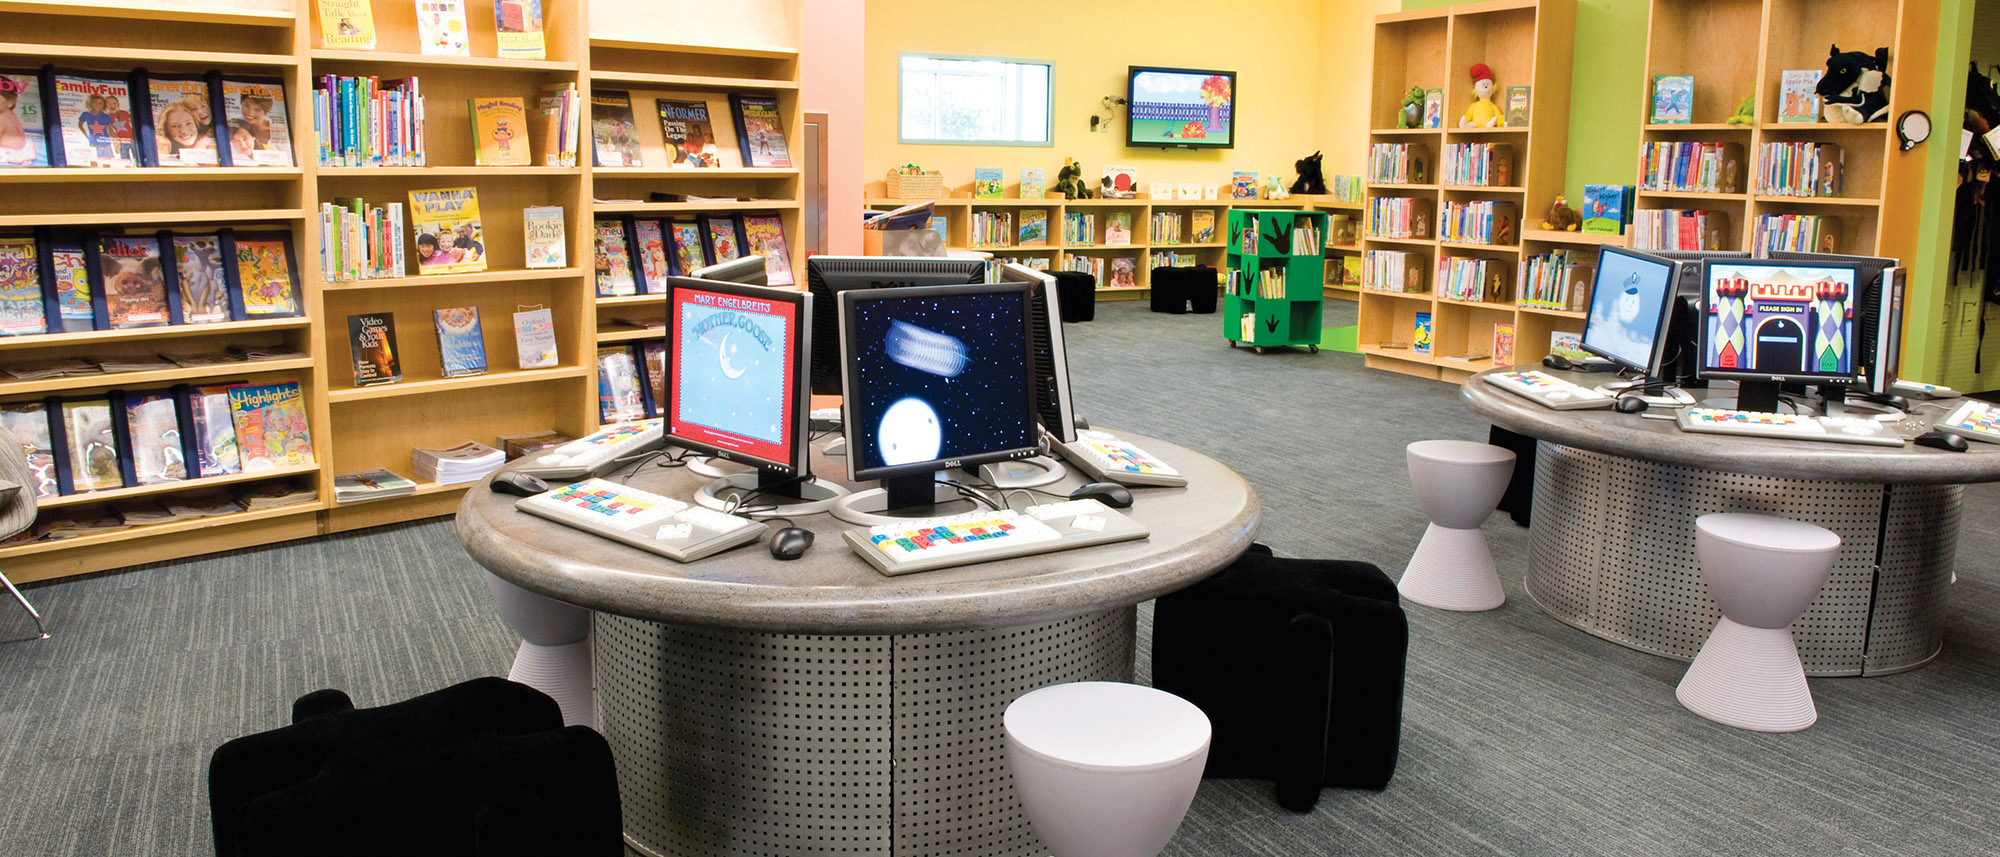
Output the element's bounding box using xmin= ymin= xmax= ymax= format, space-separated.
xmin=1150 ymin=266 xmax=1220 ymax=314
xmin=1050 ymin=271 xmax=1096 ymax=322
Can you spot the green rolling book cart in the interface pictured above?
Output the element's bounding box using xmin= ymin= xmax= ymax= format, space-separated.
xmin=1225 ymin=208 xmax=1329 ymax=354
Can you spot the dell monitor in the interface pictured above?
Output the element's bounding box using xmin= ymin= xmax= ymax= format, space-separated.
xmin=1582 ymin=247 xmax=1679 ymax=378
xmin=1699 ymin=259 xmax=1865 ymax=412
xmin=1647 ymin=248 xmax=1751 ymax=295
xmin=805 ymin=256 xmax=986 ymax=396
xmin=832 ymin=281 xmax=1041 ymax=524
xmin=975 ymin=262 xmax=1076 ymax=488
xmin=691 ymin=254 xmax=769 ymax=285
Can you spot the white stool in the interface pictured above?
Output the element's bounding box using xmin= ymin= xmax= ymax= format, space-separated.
xmin=1397 ymin=439 xmax=1516 ymax=611
xmin=486 ymin=573 xmax=595 ymax=729
xmin=1004 ymin=682 xmax=1210 ymax=857
xmin=1676 ymin=513 xmax=1840 ymax=732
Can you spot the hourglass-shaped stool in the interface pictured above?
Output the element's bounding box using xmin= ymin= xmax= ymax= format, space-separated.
xmin=487 ymin=573 xmax=595 ymax=729
xmin=1004 ymin=682 xmax=1210 ymax=857
xmin=1396 ymin=440 xmax=1516 ymax=611
xmin=1676 ymin=513 xmax=1840 ymax=732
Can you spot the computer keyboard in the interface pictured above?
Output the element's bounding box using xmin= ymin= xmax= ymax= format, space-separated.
xmin=843 ymin=498 xmax=1150 ymax=575
xmin=1675 ymin=408 xmax=1906 ymax=447
xmin=513 ymin=421 xmax=663 ymax=480
xmin=1481 ymin=370 xmax=1615 ymax=410
xmin=1054 ymin=432 xmax=1188 ymax=487
xmin=1933 ymin=400 xmax=2000 ymax=445
xmin=516 ymin=478 xmax=767 ymax=562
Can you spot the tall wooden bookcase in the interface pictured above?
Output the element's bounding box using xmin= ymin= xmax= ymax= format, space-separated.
xmin=0 ymin=0 xmax=802 ymax=583
xmin=1356 ymin=0 xmax=1576 ymax=382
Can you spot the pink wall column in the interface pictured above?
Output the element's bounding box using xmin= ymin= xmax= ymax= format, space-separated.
xmin=801 ymin=0 xmax=865 ymax=255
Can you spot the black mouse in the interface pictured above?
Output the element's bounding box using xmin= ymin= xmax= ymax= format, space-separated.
xmin=490 ymin=471 xmax=549 ymax=496
xmin=1542 ymin=354 xmax=1573 ymax=371
xmin=1069 ymin=481 xmax=1134 ymax=509
xmin=768 ymin=527 xmax=814 ymax=560
xmin=1613 ymin=395 xmax=1648 ymax=414
xmin=1914 ymin=430 xmax=1969 ymax=452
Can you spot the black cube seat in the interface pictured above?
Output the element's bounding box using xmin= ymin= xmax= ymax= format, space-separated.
xmin=1050 ymin=270 xmax=1096 ymax=322
xmin=1151 ymin=266 xmax=1219 ymax=314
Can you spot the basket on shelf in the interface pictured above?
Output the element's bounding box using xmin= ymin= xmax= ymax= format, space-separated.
xmin=886 ymin=169 xmax=944 ymax=199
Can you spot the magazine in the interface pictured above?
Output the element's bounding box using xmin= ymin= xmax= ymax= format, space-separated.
xmin=188 ymin=384 xmax=241 ymax=476
xmin=51 ymin=72 xmax=138 ymax=167
xmin=657 ymin=98 xmax=720 ymax=168
xmin=667 ymin=219 xmax=707 ymax=275
xmin=738 ymin=214 xmax=793 ymax=286
xmin=218 ymin=77 xmax=293 ymax=167
xmin=0 ymin=402 xmax=58 ymax=498
xmin=0 ymin=70 xmax=51 ymax=167
xmin=596 ymin=346 xmax=645 ymax=423
xmin=147 ymin=75 xmax=219 ymax=166
xmin=729 ymin=93 xmax=790 ymax=168
xmin=0 ymin=235 xmax=47 ymax=335
xmin=227 ymin=382 xmax=313 ymax=470
xmin=590 ymin=90 xmax=640 ymax=167
xmin=123 ymin=390 xmax=187 ymax=484
xmin=231 ymin=232 xmax=302 ymax=318
xmin=593 ymin=218 xmax=636 ymax=296
xmin=633 ymin=218 xmax=669 ymax=292
xmin=62 ymin=397 xmax=125 ymax=492
xmin=172 ymin=234 xmax=232 ymax=323
xmin=96 ymin=234 xmax=170 ymax=328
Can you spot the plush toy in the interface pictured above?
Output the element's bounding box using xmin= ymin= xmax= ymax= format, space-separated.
xmin=1052 ymin=158 xmax=1093 ymax=200
xmin=1817 ymin=45 xmax=1891 ymax=124
xmin=1289 ymin=150 xmax=1327 ymax=195
xmin=1542 ymin=195 xmax=1580 ymax=232
xmin=1264 ymin=173 xmax=1290 ymax=200
xmin=1725 ymin=95 xmax=1755 ymax=126
xmin=1460 ymin=63 xmax=1501 ymax=128
xmin=1398 ymin=86 xmax=1424 ymax=129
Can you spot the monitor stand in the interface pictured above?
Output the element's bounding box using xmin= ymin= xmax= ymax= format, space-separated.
xmin=695 ymin=470 xmax=850 ymax=518
xmin=685 ymin=455 xmax=749 ymax=479
xmin=1594 ymin=378 xmax=1696 ymax=407
xmin=830 ymin=472 xmax=982 ymax=527
xmin=1728 ymin=380 xmax=1784 ymax=413
xmin=971 ymin=455 xmax=1065 ymax=489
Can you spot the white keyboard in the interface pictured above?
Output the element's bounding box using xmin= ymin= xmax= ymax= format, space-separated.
xmin=1933 ymin=400 xmax=2000 ymax=445
xmin=1481 ymin=370 xmax=1614 ymax=410
xmin=1053 ymin=431 xmax=1187 ymax=487
xmin=514 ymin=421 xmax=663 ymax=480
xmin=843 ymin=498 xmax=1150 ymax=575
xmin=516 ymin=477 xmax=767 ymax=562
xmin=1675 ymin=408 xmax=1906 ymax=447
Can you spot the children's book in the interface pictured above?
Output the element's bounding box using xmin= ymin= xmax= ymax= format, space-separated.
xmin=727 ymin=93 xmax=790 ymax=168
xmin=228 ymin=231 xmax=304 ymax=318
xmin=1505 ymin=86 xmax=1531 ymax=127
xmin=1549 ymin=329 xmax=1589 ymax=360
xmin=596 ymin=346 xmax=645 ymax=423
xmin=0 ymin=402 xmax=58 ymax=498
xmin=468 ymin=96 xmax=529 ymax=166
xmin=974 ymin=167 xmax=1004 ymax=199
xmin=1107 ymin=257 xmax=1137 ymax=288
xmin=216 ymin=76 xmax=293 ymax=167
xmin=1018 ymin=210 xmax=1048 ymax=247
xmin=316 ymin=0 xmax=378 ymax=49
xmin=928 ymin=216 xmax=948 ymax=242
xmin=1104 ymin=212 xmax=1134 ymax=246
xmin=188 ymin=384 xmax=241 ymax=476
xmin=0 ymin=70 xmax=51 ymax=167
xmin=1423 ymin=89 xmax=1444 ymax=129
xmin=590 ymin=90 xmax=641 ymax=167
xmin=1231 ymin=171 xmax=1258 ymax=200
xmin=0 ymin=235 xmax=47 ymax=336
xmin=637 ymin=341 xmax=664 ymax=417
xmin=1100 ymin=165 xmax=1138 ymax=199
xmin=434 ymin=305 xmax=487 ymax=377
xmin=143 ymin=75 xmax=218 ymax=166
xmin=514 ymin=306 xmax=557 ymax=369
xmin=1019 ymin=168 xmax=1046 ymax=200
xmin=523 ymin=205 xmax=566 ymax=268
xmin=62 ymin=397 xmax=125 ymax=492
xmin=122 ymin=390 xmax=186 ymax=485
xmin=91 ymin=233 xmax=169 ymax=329
xmin=739 ymin=213 xmax=794 ymax=286
xmin=667 ymin=218 xmax=708 ymax=276
xmin=702 ymin=214 xmax=743 ymax=263
xmin=1778 ymin=70 xmax=1821 ymax=123
xmin=415 ymin=0 xmax=471 ymax=56
xmin=593 ymin=218 xmax=637 ymax=296
xmin=657 ymin=98 xmax=721 ymax=168
xmin=1191 ymin=210 xmax=1216 ymax=243
xmin=1492 ymin=322 xmax=1516 ymax=366
xmin=407 ymin=186 xmax=486 ymax=274
xmin=348 ymin=312 xmax=401 ymax=385
xmin=171 ymin=234 xmax=232 ymax=324
xmin=51 ymin=71 xmax=138 ymax=167
xmin=1413 ymin=312 xmax=1433 ymax=355
xmin=1341 ymin=255 xmax=1362 ymax=285
xmin=228 ymin=382 xmax=313 ymax=470
xmin=632 ymin=218 xmax=669 ymax=291
xmin=494 ymin=0 xmax=546 ymax=60
xmin=1651 ymin=75 xmax=1693 ymax=124
xmin=1581 ymin=184 xmax=1631 ymax=235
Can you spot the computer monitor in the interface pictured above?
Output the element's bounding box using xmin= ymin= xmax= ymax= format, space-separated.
xmin=1866 ymin=266 xmax=1906 ymax=397
xmin=805 ymin=256 xmax=986 ymax=396
xmin=1698 ymin=258 xmax=1865 ymax=411
xmin=1647 ymin=248 xmax=1751 ymax=295
xmin=1000 ymin=262 xmax=1077 ymax=444
xmin=1581 ymin=247 xmax=1679 ymax=378
xmin=691 ymin=254 xmax=768 ymax=285
xmin=833 ymin=281 xmax=1041 ymax=523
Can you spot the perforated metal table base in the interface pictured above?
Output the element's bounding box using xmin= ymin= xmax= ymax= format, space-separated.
xmin=595 ymin=608 xmax=1136 ymax=857
xmin=1526 ymin=442 xmax=1959 ymax=677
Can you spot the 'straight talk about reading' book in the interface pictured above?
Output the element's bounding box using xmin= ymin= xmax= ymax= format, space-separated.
xmin=728 ymin=93 xmax=790 ymax=168
xmin=590 ymin=90 xmax=640 ymax=168
xmin=219 ymin=77 xmax=294 ymax=167
xmin=593 ymin=218 xmax=637 ymax=296
xmin=348 ymin=312 xmax=401 ymax=385
xmin=469 ymin=96 xmax=529 ymax=166
xmin=228 ymin=382 xmax=313 ymax=470
xmin=657 ymin=98 xmax=720 ymax=168
xmin=434 ymin=305 xmax=488 ymax=377
xmin=0 ymin=71 xmax=51 ymax=167
xmin=316 ymin=0 xmax=378 ymax=49
xmin=407 ymin=186 xmax=486 ymax=274
xmin=0 ymin=235 xmax=47 ymax=336
xmin=172 ymin=234 xmax=232 ymax=323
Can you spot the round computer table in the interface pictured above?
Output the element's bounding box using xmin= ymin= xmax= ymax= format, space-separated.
xmin=1462 ymin=368 xmax=2000 ymax=677
xmin=455 ymin=431 xmax=1258 ymax=857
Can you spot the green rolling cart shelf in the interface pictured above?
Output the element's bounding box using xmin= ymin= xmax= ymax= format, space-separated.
xmin=1225 ymin=208 xmax=1330 ymax=354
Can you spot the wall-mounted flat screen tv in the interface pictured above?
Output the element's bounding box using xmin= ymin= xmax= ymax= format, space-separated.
xmin=1126 ymin=66 xmax=1236 ymax=149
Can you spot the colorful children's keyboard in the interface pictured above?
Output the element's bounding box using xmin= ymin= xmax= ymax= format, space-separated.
xmin=1055 ymin=432 xmax=1188 ymax=487
xmin=1480 ymin=370 xmax=1614 ymax=410
xmin=1932 ymin=400 xmax=2000 ymax=445
xmin=514 ymin=421 xmax=663 ymax=479
xmin=843 ymin=498 xmax=1150 ymax=575
xmin=1675 ymin=408 xmax=1906 ymax=447
xmin=515 ymin=477 xmax=766 ymax=562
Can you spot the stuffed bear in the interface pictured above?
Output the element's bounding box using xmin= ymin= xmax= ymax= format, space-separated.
xmin=1290 ymin=151 xmax=1327 ymax=195
xmin=1817 ymin=45 xmax=1890 ymax=124
xmin=1052 ymin=157 xmax=1092 ymax=200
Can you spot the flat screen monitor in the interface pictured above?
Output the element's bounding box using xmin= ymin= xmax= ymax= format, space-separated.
xmin=665 ymin=276 xmax=811 ymax=483
xmin=806 ymin=256 xmax=985 ymax=396
xmin=998 ymin=262 xmax=1076 ymax=444
xmin=1867 ymin=266 xmax=1905 ymax=396
xmin=1126 ymin=66 xmax=1235 ymax=150
xmin=838 ymin=282 xmax=1040 ymax=513
xmin=1581 ymin=247 xmax=1679 ymax=376
xmin=1699 ymin=259 xmax=1864 ymax=410
xmin=691 ymin=254 xmax=768 ymax=285
xmin=1647 ymin=248 xmax=1751 ymax=295
xmin=1766 ymin=251 xmax=1899 ymax=396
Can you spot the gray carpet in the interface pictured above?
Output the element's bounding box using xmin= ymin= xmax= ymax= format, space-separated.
xmin=5 ymin=299 xmax=2000 ymax=856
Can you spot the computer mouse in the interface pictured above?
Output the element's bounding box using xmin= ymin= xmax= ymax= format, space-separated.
xmin=768 ymin=527 xmax=814 ymax=560
xmin=489 ymin=471 xmax=549 ymax=497
xmin=1542 ymin=354 xmax=1573 ymax=371
xmin=1613 ymin=395 xmax=1649 ymax=414
xmin=1069 ymin=481 xmax=1134 ymax=509
xmin=1914 ymin=430 xmax=1969 ymax=452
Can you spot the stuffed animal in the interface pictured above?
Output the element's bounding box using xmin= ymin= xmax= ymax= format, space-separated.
xmin=1052 ymin=158 xmax=1093 ymax=200
xmin=1289 ymin=151 xmax=1327 ymax=195
xmin=1725 ymin=95 xmax=1755 ymax=126
xmin=1817 ymin=45 xmax=1891 ymax=124
xmin=1398 ymin=86 xmax=1424 ymax=129
xmin=1542 ymin=195 xmax=1580 ymax=231
xmin=1264 ymin=173 xmax=1290 ymax=200
xmin=1460 ymin=63 xmax=1502 ymax=128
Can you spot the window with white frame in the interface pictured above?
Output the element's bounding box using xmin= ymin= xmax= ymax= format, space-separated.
xmin=899 ymin=53 xmax=1052 ymax=145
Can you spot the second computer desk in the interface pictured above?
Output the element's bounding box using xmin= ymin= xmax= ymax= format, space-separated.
xmin=1462 ymin=367 xmax=2000 ymax=678
xmin=454 ymin=430 xmax=1259 ymax=857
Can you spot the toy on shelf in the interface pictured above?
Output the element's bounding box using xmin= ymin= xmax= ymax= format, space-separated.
xmin=1460 ymin=63 xmax=1501 ymax=128
xmin=1398 ymin=86 xmax=1424 ymax=129
xmin=1264 ymin=174 xmax=1290 ymax=200
xmin=1817 ymin=45 xmax=1891 ymax=124
xmin=1541 ymin=196 xmax=1580 ymax=231
xmin=1725 ymin=95 xmax=1755 ymax=126
xmin=1290 ymin=151 xmax=1327 ymax=195
xmin=1052 ymin=158 xmax=1093 ymax=200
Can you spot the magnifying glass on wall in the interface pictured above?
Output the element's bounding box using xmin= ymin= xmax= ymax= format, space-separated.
xmin=1897 ymin=110 xmax=1931 ymax=152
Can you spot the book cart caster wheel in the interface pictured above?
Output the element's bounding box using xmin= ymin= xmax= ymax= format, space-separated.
xmin=1254 ymin=346 xmax=1266 ymax=355
xmin=1309 ymin=345 xmax=1319 ymax=354
xmin=1227 ymin=339 xmax=1237 ymax=348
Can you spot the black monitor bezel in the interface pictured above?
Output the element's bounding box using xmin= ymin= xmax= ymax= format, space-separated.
xmin=1696 ymin=258 xmax=1868 ymax=385
xmin=997 ymin=262 xmax=1077 ymax=445
xmin=662 ymin=275 xmax=813 ymax=476
xmin=837 ymin=281 xmax=1043 ymax=483
xmin=1581 ymin=246 xmax=1681 ymax=376
xmin=1126 ymin=65 xmax=1237 ymax=150
xmin=691 ymin=253 xmax=768 ymax=285
xmin=806 ymin=255 xmax=987 ymax=396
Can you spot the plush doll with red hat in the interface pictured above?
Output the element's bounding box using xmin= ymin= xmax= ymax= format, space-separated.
xmin=1460 ymin=62 xmax=1502 ymax=128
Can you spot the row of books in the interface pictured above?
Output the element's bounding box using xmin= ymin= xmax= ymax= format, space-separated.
xmin=1289 ymin=220 xmax=1324 ymax=255
xmin=1326 ymin=256 xmax=1363 ymax=287
xmin=1439 ymin=200 xmax=1516 ymax=246
xmin=1638 ymin=141 xmax=1744 ymax=194
xmin=1439 ymin=143 xmax=1514 ymax=188
xmin=0 ymin=230 xmax=302 ymax=338
xmin=1154 ymin=251 xmax=1199 ymax=268
xmin=0 ymin=347 xmax=305 ymax=382
xmin=313 ymin=75 xmax=426 ymax=167
xmin=1367 ymin=143 xmax=1427 ymax=185
xmin=0 ymin=68 xmax=293 ymax=169
xmin=593 ymin=211 xmax=793 ymax=295
xmin=590 ymin=90 xmax=791 ymax=170
xmin=1062 ymin=213 xmax=1098 ymax=246
xmin=316 ymin=0 xmax=548 ymax=60
xmin=982 ymin=257 xmax=1050 ymax=281
xmin=347 ymin=305 xmax=555 ymax=386
xmin=969 ymin=211 xmax=1017 ymax=248
xmin=1436 ymin=256 xmax=1504 ymax=303
xmin=319 ymin=198 xmax=407 ymax=282
xmin=1752 ymin=213 xmax=1841 ymax=255
xmin=1363 ymin=249 xmax=1421 ymax=293
xmin=1756 ymin=142 xmax=1843 ymax=198
xmin=1149 ymin=211 xmax=1184 ymax=245
xmin=597 ymin=342 xmax=666 ymax=424
xmin=1061 ymin=256 xmax=1140 ymax=289
xmin=0 ymin=381 xmax=312 ymax=499
xmin=1632 ymin=208 xmax=1732 ymax=252
xmin=2 ymin=479 xmax=316 ymax=546
xmin=1367 ymin=197 xmax=1424 ymax=240
xmin=1517 ymin=248 xmax=1592 ymax=311
xmin=1225 ymin=267 xmax=1290 ymax=300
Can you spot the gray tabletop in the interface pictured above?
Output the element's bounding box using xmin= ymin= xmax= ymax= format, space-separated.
xmin=455 ymin=431 xmax=1260 ymax=634
xmin=1461 ymin=368 xmax=2000 ymax=485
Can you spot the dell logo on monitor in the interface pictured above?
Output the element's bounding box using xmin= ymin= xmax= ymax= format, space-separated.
xmin=940 ymin=458 xmax=962 ymax=468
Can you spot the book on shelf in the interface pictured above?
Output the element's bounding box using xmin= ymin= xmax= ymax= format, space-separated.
xmin=1149 ymin=182 xmax=1174 ymax=200
xmin=1650 ymin=75 xmax=1693 ymax=124
xmin=434 ymin=305 xmax=488 ymax=378
xmin=139 ymin=74 xmax=219 ymax=167
xmin=590 ymin=90 xmax=641 ymax=167
xmin=119 ymin=389 xmax=186 ymax=486
xmin=234 ymin=480 xmax=317 ymax=510
xmin=632 ymin=218 xmax=669 ymax=291
xmin=217 ymin=75 xmax=293 ymax=168
xmin=1549 ymin=330 xmax=1588 ymax=360
xmin=514 ymin=306 xmax=557 ymax=369
xmin=1422 ymin=89 xmax=1444 ymax=129
xmin=58 ymin=396 xmax=127 ymax=493
xmin=739 ymin=214 xmax=794 ymax=286
xmin=320 ymin=198 xmax=408 ymax=281
xmin=495 ymin=429 xmax=571 ymax=460
xmin=1191 ymin=210 xmax=1215 ymax=243
xmin=524 ymin=205 xmax=567 ymax=269
xmin=1580 ymin=184 xmax=1632 ymax=235
xmin=1638 ymin=140 xmax=1745 ymax=194
xmin=87 ymin=233 xmax=170 ymax=329
xmin=494 ymin=0 xmax=547 ymax=60
xmin=1104 ymin=212 xmax=1133 ymax=246
xmin=1439 ymin=199 xmax=1518 ymax=245
xmin=1413 ymin=312 xmax=1433 ymax=355
xmin=348 ymin=312 xmax=402 ymax=386
xmin=593 ymin=217 xmax=638 ymax=296
xmin=657 ymin=98 xmax=721 ymax=168
xmin=1492 ymin=323 xmax=1516 ymax=367
xmin=158 ymin=492 xmax=242 ymax=520
xmin=974 ymin=167 xmax=1004 ymax=199
xmin=1756 ymin=141 xmax=1842 ymax=197
xmin=408 ymin=187 xmax=486 ymax=275
xmin=1231 ymin=171 xmax=1259 ymax=200
xmin=228 ymin=382 xmax=313 ymax=471
xmin=667 ymin=219 xmax=709 ymax=276
xmin=468 ymin=96 xmax=529 ymax=166
xmin=702 ymin=214 xmax=743 ymax=263
xmin=1174 ymin=182 xmax=1200 ymax=201
xmin=727 ymin=93 xmax=789 ymax=168
xmin=1106 ymin=257 xmax=1137 ymax=289
xmin=186 ymin=384 xmax=241 ymax=477
xmin=1018 ymin=210 xmax=1049 ymax=247
xmin=536 ymin=83 xmax=578 ymax=167
xmin=415 ymin=0 xmax=471 ymax=56
xmin=1101 ymin=165 xmax=1138 ymax=199
xmin=1020 ymin=168 xmax=1046 ymax=200
xmin=0 ymin=235 xmax=50 ymax=336
xmin=335 ymin=468 xmax=418 ymax=503
xmin=227 ymin=231 xmax=303 ymax=319
xmin=0 ymin=70 xmax=51 ymax=167
xmin=413 ymin=441 xmax=503 ymax=484
xmin=49 ymin=70 xmax=140 ymax=168
xmin=170 ymin=234 xmax=234 ymax=324
xmin=596 ymin=346 xmax=646 ymax=424
xmin=1504 ymin=86 xmax=1531 ymax=127
xmin=640 ymin=341 xmax=666 ymax=418
xmin=1777 ymin=71 xmax=1821 ymax=123
xmin=315 ymin=75 xmax=423 ymax=167
xmin=0 ymin=402 xmax=60 ymax=499
xmin=316 ymin=0 xmax=378 ymax=49
xmin=1341 ymin=255 xmax=1361 ymax=286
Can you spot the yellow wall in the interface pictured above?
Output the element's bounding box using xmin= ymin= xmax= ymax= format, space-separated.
xmin=864 ymin=0 xmax=1397 ymax=197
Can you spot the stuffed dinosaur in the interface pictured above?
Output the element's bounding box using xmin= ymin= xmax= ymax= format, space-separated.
xmin=1725 ymin=95 xmax=1755 ymax=126
xmin=1398 ymin=86 xmax=1425 ymax=129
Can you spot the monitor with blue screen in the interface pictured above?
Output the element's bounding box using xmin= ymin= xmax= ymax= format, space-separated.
xmin=1581 ymin=246 xmax=1679 ymax=377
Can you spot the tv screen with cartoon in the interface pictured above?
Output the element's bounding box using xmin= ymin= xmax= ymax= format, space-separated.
xmin=1701 ymin=261 xmax=1860 ymax=381
xmin=1126 ymin=67 xmax=1235 ymax=149
xmin=1581 ymin=247 xmax=1678 ymax=374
